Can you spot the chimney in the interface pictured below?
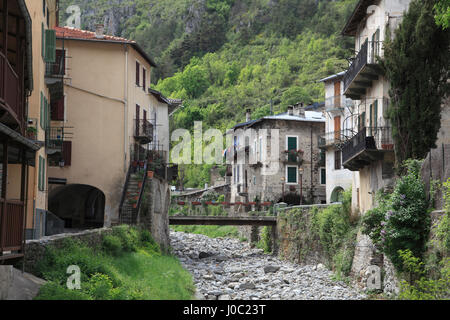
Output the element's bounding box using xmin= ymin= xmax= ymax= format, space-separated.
xmin=95 ymin=24 xmax=105 ymax=39
xmin=246 ymin=109 xmax=251 ymax=122
xmin=287 ymin=106 xmax=294 ymax=116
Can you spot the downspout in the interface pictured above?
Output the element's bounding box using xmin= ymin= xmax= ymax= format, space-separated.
xmin=124 ymin=44 xmax=128 ymax=172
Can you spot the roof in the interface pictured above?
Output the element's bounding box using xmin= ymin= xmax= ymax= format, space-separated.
xmin=318 ymin=71 xmax=346 ymax=83
xmin=342 ymin=0 xmax=376 ymax=37
xmin=55 ymin=26 xmax=157 ymax=67
xmin=149 ymin=89 xmax=182 ymax=107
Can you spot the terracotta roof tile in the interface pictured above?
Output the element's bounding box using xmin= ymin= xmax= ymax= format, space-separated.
xmin=54 ymin=26 xmax=135 ymax=43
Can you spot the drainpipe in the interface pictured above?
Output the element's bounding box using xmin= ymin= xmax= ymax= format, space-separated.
xmin=124 ymin=44 xmax=128 ymax=172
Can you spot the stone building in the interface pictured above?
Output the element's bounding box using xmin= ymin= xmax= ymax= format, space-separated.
xmin=318 ymin=72 xmax=358 ymax=207
xmin=340 ymin=0 xmax=412 ymax=215
xmin=226 ymin=104 xmax=326 ymax=209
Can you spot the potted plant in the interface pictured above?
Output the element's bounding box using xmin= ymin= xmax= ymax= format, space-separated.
xmin=248 ymin=201 xmax=257 ymax=206
xmin=129 ymin=198 xmax=137 ymax=208
xmin=192 ymin=201 xmax=201 ymax=206
xmin=26 ymin=127 xmax=37 ymax=140
xmin=177 ymin=201 xmax=185 ymax=206
xmin=147 ymin=170 xmax=154 ymax=178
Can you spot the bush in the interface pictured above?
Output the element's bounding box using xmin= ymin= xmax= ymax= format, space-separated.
xmin=85 ymin=273 xmax=122 ymax=300
xmin=34 ymin=282 xmax=92 ymax=300
xmin=102 ymin=235 xmax=123 ymax=256
xmin=398 ymin=250 xmax=450 ymax=300
xmin=112 ymin=225 xmax=139 ymax=252
xmin=140 ymin=229 xmax=161 ymax=254
xmin=362 ymin=160 xmax=431 ymax=272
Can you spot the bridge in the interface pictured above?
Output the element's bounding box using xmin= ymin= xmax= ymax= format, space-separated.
xmin=169 ymin=215 xmax=277 ymax=226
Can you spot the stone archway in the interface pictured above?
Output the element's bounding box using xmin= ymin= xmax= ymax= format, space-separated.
xmin=49 ymin=184 xmax=106 ymax=229
xmin=330 ymin=187 xmax=345 ymax=203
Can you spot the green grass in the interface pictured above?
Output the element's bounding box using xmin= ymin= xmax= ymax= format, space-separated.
xmin=34 ymin=226 xmax=196 ymax=300
xmin=171 ymin=225 xmax=242 ymax=239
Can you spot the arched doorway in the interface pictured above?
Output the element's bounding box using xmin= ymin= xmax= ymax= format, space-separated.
xmin=330 ymin=187 xmax=345 ymax=203
xmin=49 ymin=184 xmax=106 ymax=229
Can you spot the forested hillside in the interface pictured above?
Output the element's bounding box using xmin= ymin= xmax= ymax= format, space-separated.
xmin=59 ymin=0 xmax=358 ymax=187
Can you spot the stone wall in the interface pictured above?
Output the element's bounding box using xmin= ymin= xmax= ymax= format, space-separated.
xmin=276 ymin=205 xmax=330 ymax=266
xmin=23 ymin=228 xmax=112 ymax=274
xmin=139 ymin=177 xmax=171 ymax=253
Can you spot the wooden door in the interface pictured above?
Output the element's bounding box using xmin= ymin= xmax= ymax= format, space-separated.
xmin=334 ymin=81 xmax=341 ymax=108
xmin=334 ymin=116 xmax=341 ymax=141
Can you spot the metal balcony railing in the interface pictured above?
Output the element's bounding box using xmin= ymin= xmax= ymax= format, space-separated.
xmin=342 ymin=127 xmax=393 ymax=165
xmin=134 ymin=119 xmax=154 ymax=144
xmin=325 ymin=95 xmax=354 ymax=111
xmin=343 ymin=40 xmax=383 ymax=93
xmin=319 ymin=129 xmax=354 ymax=148
xmin=46 ymin=127 xmax=64 ymax=154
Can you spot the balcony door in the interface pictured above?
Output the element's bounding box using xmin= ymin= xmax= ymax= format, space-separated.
xmin=334 ymin=82 xmax=341 ymax=108
xmin=334 ymin=116 xmax=341 ymax=141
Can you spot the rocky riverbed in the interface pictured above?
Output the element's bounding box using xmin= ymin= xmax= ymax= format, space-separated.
xmin=171 ymin=231 xmax=367 ymax=300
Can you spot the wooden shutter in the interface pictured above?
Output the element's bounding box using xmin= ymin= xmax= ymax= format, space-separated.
xmin=63 ymin=141 xmax=72 ymax=166
xmin=55 ymin=49 xmax=65 ymax=75
xmin=287 ymin=167 xmax=297 ymax=184
xmin=334 ymin=82 xmax=341 ymax=108
xmin=373 ymin=100 xmax=378 ymax=129
xmin=335 ymin=151 xmax=341 ymax=170
xmin=143 ymin=69 xmax=146 ymax=91
xmin=44 ymin=29 xmax=56 ymax=63
xmin=287 ymin=137 xmax=297 ymax=162
xmin=38 ymin=156 xmax=42 ymax=191
xmin=41 ymin=23 xmax=45 ymax=58
xmin=321 ymin=168 xmax=326 ymax=185
xmin=136 ymin=62 xmax=140 ymax=86
xmin=334 ymin=116 xmax=341 ymax=140
xmin=51 ymin=98 xmax=64 ymax=121
xmin=40 ymin=92 xmax=44 ymax=129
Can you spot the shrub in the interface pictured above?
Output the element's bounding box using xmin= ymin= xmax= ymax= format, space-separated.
xmin=112 ymin=225 xmax=139 ymax=252
xmin=435 ymin=178 xmax=450 ymax=254
xmin=398 ymin=250 xmax=450 ymax=300
xmin=363 ymin=160 xmax=431 ymax=271
xmin=102 ymin=235 xmax=123 ymax=256
xmin=140 ymin=229 xmax=161 ymax=254
xmin=34 ymin=282 xmax=92 ymax=300
xmin=85 ymin=273 xmax=122 ymax=300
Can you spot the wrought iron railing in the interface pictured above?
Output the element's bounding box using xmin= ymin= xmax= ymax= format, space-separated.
xmin=319 ymin=129 xmax=354 ymax=148
xmin=325 ymin=95 xmax=354 ymax=111
xmin=342 ymin=127 xmax=393 ymax=164
xmin=134 ymin=119 xmax=154 ymax=144
xmin=45 ymin=59 xmax=65 ymax=77
xmin=46 ymin=127 xmax=64 ymax=153
xmin=343 ymin=40 xmax=383 ymax=92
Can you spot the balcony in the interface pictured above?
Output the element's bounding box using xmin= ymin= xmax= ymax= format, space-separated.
xmin=319 ymin=129 xmax=354 ymax=149
xmin=45 ymin=52 xmax=66 ymax=101
xmin=282 ymin=150 xmax=304 ymax=164
xmin=342 ymin=127 xmax=394 ymax=171
xmin=343 ymin=40 xmax=383 ymax=100
xmin=325 ymin=95 xmax=354 ymax=112
xmin=0 ymin=52 xmax=25 ymax=133
xmin=134 ymin=119 xmax=154 ymax=144
xmin=46 ymin=127 xmax=64 ymax=155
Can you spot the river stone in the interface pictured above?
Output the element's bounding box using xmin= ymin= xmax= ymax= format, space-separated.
xmin=264 ymin=265 xmax=281 ymax=274
xmin=199 ymin=252 xmax=214 ymax=259
xmin=240 ymin=282 xmax=256 ymax=290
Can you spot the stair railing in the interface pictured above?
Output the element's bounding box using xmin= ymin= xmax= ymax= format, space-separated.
xmin=119 ymin=163 xmax=133 ymax=223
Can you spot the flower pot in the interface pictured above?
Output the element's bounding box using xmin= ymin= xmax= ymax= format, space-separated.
xmin=192 ymin=201 xmax=201 ymax=206
xmin=132 ymin=203 xmax=138 ymax=209
xmin=132 ymin=161 xmax=138 ymax=168
xmin=235 ymin=202 xmax=244 ymax=206
xmin=262 ymin=202 xmax=272 ymax=206
xmin=382 ymin=144 xmax=394 ymax=150
xmin=177 ymin=201 xmax=186 ymax=206
xmin=248 ymin=202 xmax=257 ymax=206
xmin=147 ymin=171 xmax=154 ymax=178
xmin=221 ymin=202 xmax=229 ymax=206
xmin=138 ymin=182 xmax=143 ymax=188
xmin=205 ymin=201 xmax=213 ymax=205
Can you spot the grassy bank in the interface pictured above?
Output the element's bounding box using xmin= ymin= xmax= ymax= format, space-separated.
xmin=170 ymin=225 xmax=243 ymax=240
xmin=34 ymin=225 xmax=196 ymax=300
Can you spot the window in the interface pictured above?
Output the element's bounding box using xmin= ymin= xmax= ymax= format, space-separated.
xmin=136 ymin=61 xmax=140 ymax=86
xmin=320 ymin=168 xmax=326 ymax=185
xmin=335 ymin=151 xmax=341 ymax=170
xmin=286 ymin=166 xmax=298 ymax=184
xmin=237 ymin=165 xmax=240 ymax=183
xmin=40 ymin=92 xmax=49 ymax=130
xmin=63 ymin=141 xmax=72 ymax=166
xmin=286 ymin=136 xmax=298 ymax=162
xmin=47 ymin=8 xmax=50 ymax=26
xmin=259 ymin=137 xmax=262 ymax=162
xmin=41 ymin=23 xmax=45 ymax=58
xmin=38 ymin=156 xmax=45 ymax=191
xmin=43 ymin=0 xmax=46 ymax=16
xmin=51 ymin=98 xmax=64 ymax=121
xmin=44 ymin=29 xmax=56 ymax=63
xmin=143 ymin=69 xmax=146 ymax=91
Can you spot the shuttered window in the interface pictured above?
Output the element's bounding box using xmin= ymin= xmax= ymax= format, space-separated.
xmin=38 ymin=156 xmax=45 ymax=191
xmin=136 ymin=62 xmax=140 ymax=86
xmin=143 ymin=69 xmax=146 ymax=91
xmin=41 ymin=23 xmax=45 ymax=58
xmin=51 ymin=98 xmax=64 ymax=121
xmin=335 ymin=151 xmax=341 ymax=170
xmin=40 ymin=92 xmax=44 ymax=129
xmin=44 ymin=29 xmax=56 ymax=63
xmin=63 ymin=141 xmax=72 ymax=166
xmin=320 ymin=168 xmax=326 ymax=185
xmin=287 ymin=166 xmax=297 ymax=184
xmin=287 ymin=136 xmax=297 ymax=162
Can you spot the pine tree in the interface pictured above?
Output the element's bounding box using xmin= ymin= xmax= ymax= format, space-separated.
xmin=381 ymin=0 xmax=450 ymax=166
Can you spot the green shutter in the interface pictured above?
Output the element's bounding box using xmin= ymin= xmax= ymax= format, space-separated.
xmin=38 ymin=156 xmax=43 ymax=191
xmin=45 ymin=97 xmax=49 ymax=129
xmin=40 ymin=92 xmax=44 ymax=129
xmin=321 ymin=168 xmax=326 ymax=185
xmin=374 ymin=100 xmax=378 ymax=128
xmin=287 ymin=167 xmax=297 ymax=184
xmin=41 ymin=23 xmax=45 ymax=58
xmin=287 ymin=137 xmax=297 ymax=162
xmin=44 ymin=29 xmax=56 ymax=63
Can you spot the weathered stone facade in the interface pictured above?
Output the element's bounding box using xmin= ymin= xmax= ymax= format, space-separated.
xmin=228 ymin=106 xmax=326 ymax=214
xmin=139 ymin=177 xmax=171 ymax=253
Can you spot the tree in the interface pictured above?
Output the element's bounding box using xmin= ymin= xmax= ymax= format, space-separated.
xmin=434 ymin=0 xmax=450 ymax=29
xmin=381 ymin=0 xmax=450 ymax=165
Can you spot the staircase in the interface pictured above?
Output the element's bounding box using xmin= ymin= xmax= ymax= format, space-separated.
xmin=119 ymin=163 xmax=147 ymax=225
